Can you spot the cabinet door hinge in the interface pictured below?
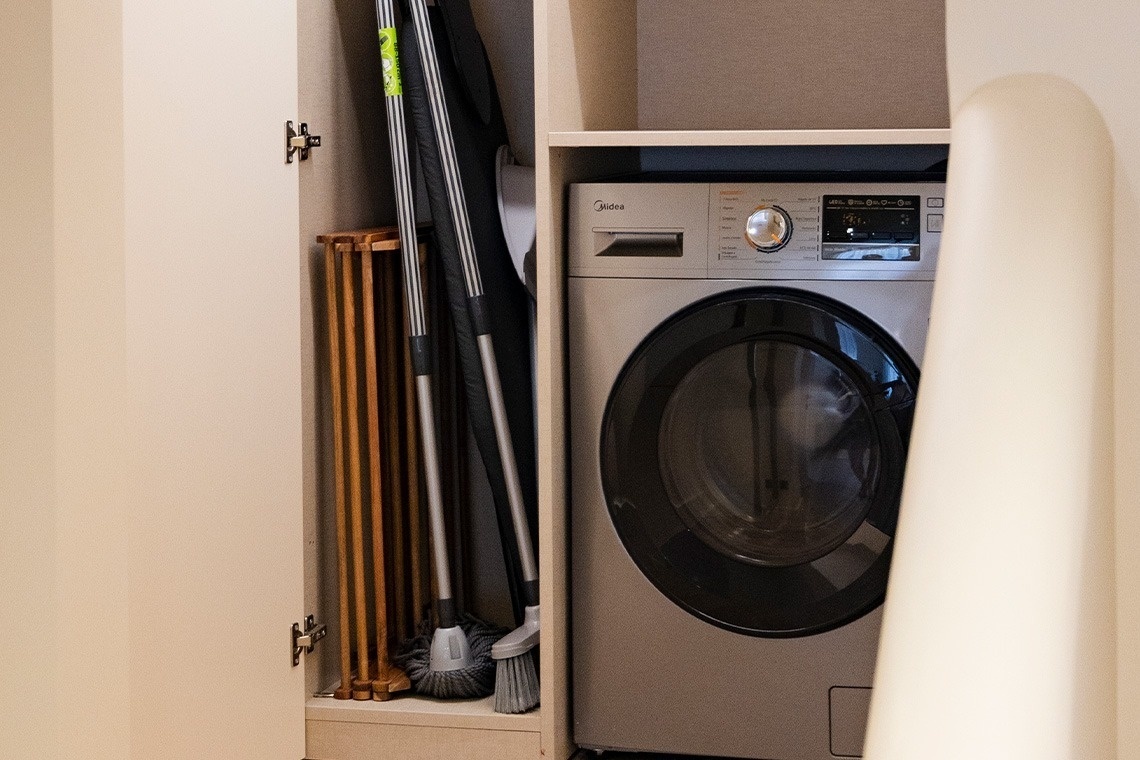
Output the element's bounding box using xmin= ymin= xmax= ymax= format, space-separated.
xmin=285 ymin=121 xmax=321 ymax=163
xmin=291 ymin=615 xmax=327 ymax=666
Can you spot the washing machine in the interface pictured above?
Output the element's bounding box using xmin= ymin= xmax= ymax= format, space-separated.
xmin=569 ymin=178 xmax=944 ymax=759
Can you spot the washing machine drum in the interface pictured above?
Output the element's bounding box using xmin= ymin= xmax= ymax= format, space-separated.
xmin=601 ymin=287 xmax=919 ymax=637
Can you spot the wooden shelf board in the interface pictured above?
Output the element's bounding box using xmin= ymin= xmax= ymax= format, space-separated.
xmin=305 ymin=694 xmax=541 ymax=733
xmin=547 ymin=128 xmax=952 ymax=147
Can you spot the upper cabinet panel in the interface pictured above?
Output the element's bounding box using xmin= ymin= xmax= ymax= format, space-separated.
xmin=542 ymin=0 xmax=949 ymax=134
xmin=544 ymin=0 xmax=639 ymax=132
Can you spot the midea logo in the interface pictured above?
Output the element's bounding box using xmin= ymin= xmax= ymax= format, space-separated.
xmin=594 ymin=200 xmax=625 ymax=211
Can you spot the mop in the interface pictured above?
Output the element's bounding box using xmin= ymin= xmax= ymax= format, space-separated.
xmin=371 ymin=0 xmax=498 ymax=699
xmin=401 ymin=0 xmax=540 ymax=713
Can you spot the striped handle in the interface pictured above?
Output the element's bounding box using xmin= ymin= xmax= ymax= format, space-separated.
xmin=374 ymin=0 xmax=457 ymax=614
xmin=404 ymin=0 xmax=485 ymax=303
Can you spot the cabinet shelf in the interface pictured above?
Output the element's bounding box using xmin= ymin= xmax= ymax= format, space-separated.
xmin=306 ymin=695 xmax=541 ymax=732
xmin=547 ymin=129 xmax=952 ymax=148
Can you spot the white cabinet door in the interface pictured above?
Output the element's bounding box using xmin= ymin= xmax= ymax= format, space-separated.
xmin=122 ymin=0 xmax=304 ymax=757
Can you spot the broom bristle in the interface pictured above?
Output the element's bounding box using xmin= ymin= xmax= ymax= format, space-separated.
xmin=494 ymin=649 xmax=539 ymax=714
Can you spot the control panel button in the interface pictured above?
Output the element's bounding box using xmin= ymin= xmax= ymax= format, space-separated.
xmin=927 ymin=214 xmax=944 ymax=233
xmin=927 ymin=197 xmax=944 ymax=208
xmin=870 ymin=231 xmax=893 ymax=241
xmin=745 ymin=206 xmax=792 ymax=252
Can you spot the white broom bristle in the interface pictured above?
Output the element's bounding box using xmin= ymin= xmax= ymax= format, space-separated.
xmin=494 ymin=649 xmax=539 ymax=714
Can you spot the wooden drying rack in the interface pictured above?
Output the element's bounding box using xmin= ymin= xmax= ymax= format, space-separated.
xmin=318 ymin=225 xmax=462 ymax=703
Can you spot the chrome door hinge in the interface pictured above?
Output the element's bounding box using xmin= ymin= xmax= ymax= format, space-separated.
xmin=285 ymin=121 xmax=321 ymax=163
xmin=292 ymin=615 xmax=327 ymax=666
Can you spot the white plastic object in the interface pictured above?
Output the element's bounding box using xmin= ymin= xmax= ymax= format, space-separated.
xmin=495 ymin=145 xmax=537 ymax=292
xmin=492 ymin=605 xmax=540 ymax=660
xmin=429 ymin=625 xmax=474 ymax=673
xmin=864 ymin=74 xmax=1116 ymax=760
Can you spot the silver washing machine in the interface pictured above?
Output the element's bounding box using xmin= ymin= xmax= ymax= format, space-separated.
xmin=569 ymin=179 xmax=944 ymax=759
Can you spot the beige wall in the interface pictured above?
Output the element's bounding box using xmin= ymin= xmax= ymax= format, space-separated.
xmin=637 ymin=0 xmax=949 ymax=131
xmin=0 ymin=0 xmax=56 ymax=757
xmin=944 ymin=3 xmax=1139 ymax=757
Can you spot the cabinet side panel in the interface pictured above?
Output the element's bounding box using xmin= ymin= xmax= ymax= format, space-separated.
xmin=637 ymin=0 xmax=950 ymax=131
xmin=537 ymin=147 xmax=639 ymax=760
xmin=536 ymin=146 xmax=569 ymax=760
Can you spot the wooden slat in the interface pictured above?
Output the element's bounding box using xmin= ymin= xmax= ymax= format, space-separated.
xmin=341 ymin=249 xmax=371 ymax=698
xmin=323 ymin=241 xmax=353 ymax=701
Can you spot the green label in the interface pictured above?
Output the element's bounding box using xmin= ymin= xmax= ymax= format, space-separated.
xmin=379 ymin=27 xmax=402 ymax=96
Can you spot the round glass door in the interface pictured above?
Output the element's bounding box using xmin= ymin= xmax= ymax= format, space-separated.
xmin=601 ymin=288 xmax=919 ymax=637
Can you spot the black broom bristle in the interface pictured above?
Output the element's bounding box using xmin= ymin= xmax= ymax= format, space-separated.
xmin=395 ymin=616 xmax=504 ymax=699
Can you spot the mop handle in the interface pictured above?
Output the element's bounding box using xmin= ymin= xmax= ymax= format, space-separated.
xmin=376 ymin=0 xmax=458 ymax=626
xmin=477 ymin=334 xmax=538 ymax=595
xmin=404 ymin=0 xmax=538 ymax=603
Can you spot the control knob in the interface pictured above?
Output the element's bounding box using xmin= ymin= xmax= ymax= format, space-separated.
xmin=745 ymin=206 xmax=792 ymax=252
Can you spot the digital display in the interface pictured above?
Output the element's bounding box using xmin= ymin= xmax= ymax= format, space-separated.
xmin=822 ymin=195 xmax=921 ymax=261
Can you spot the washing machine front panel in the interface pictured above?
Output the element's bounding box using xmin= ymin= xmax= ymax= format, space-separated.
xmin=568 ymin=179 xmax=941 ymax=759
xmin=570 ymin=277 xmax=933 ymax=759
xmin=601 ymin=287 xmax=918 ymax=637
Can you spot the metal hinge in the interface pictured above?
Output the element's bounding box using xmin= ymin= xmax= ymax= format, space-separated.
xmin=291 ymin=615 xmax=327 ymax=666
xmin=285 ymin=120 xmax=321 ymax=163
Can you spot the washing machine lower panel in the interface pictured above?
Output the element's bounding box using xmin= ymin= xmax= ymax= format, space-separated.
xmin=569 ymin=277 xmax=932 ymax=759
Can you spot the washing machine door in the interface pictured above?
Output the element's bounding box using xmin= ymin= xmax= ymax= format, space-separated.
xmin=601 ymin=287 xmax=919 ymax=637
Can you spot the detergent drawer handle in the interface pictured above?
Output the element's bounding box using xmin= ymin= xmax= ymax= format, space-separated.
xmin=594 ymin=229 xmax=684 ymax=258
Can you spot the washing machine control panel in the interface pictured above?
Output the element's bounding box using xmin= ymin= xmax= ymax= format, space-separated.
xmin=568 ymin=180 xmax=945 ymax=280
xmin=716 ymin=187 xmax=820 ymax=263
xmin=711 ymin=183 xmax=943 ymax=275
